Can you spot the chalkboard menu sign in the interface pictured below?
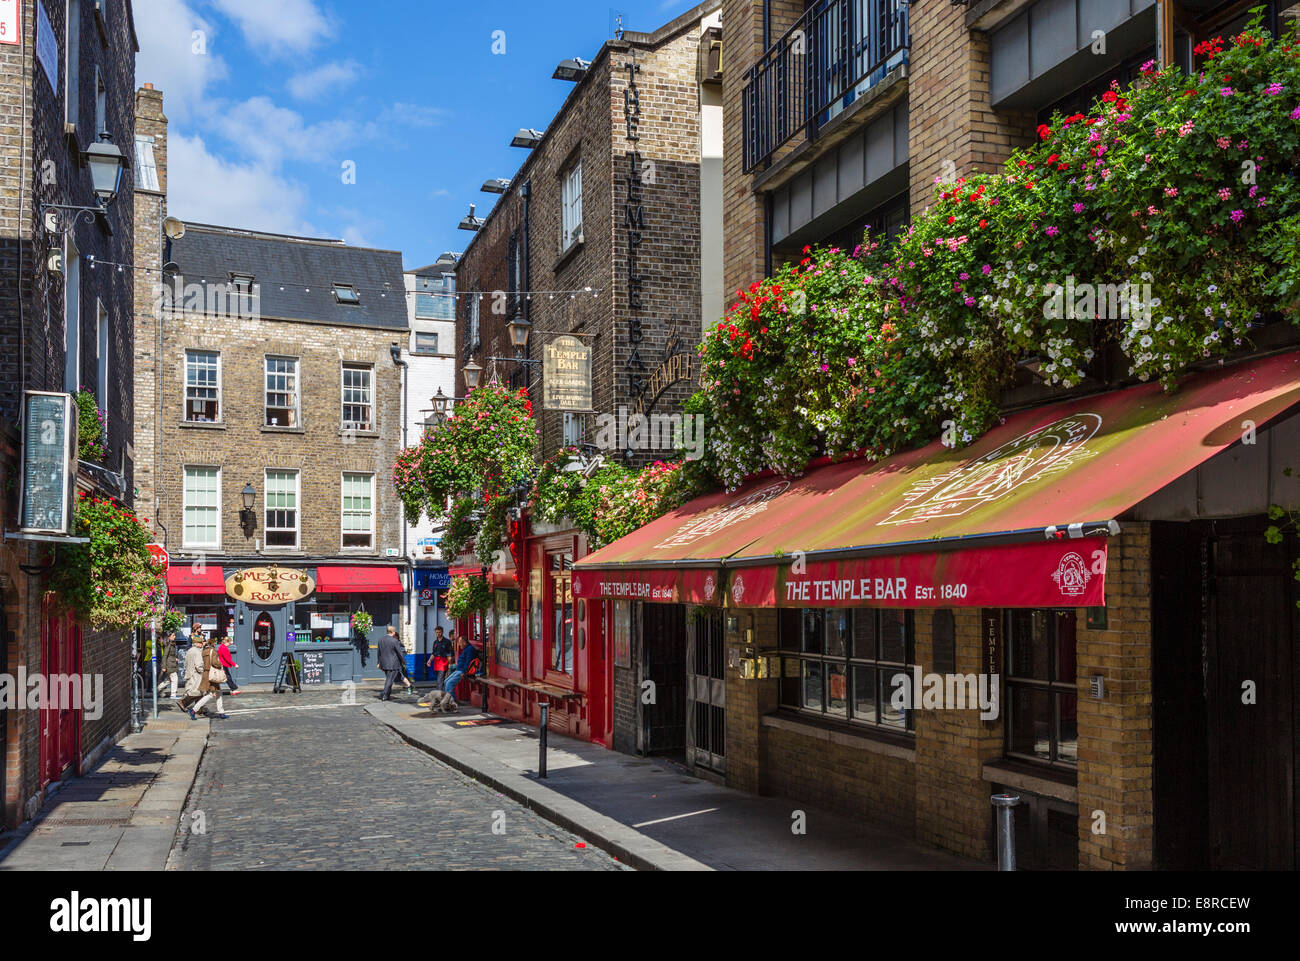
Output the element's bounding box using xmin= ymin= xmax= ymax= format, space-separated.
xmin=20 ymin=391 xmax=76 ymax=534
xmin=300 ymin=650 xmax=327 ymax=686
xmin=272 ymin=652 xmax=301 ymax=694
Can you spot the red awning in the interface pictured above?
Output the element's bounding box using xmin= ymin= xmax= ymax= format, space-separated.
xmin=167 ymin=565 xmax=227 ymax=595
xmin=315 ymin=566 xmax=403 ymax=593
xmin=574 ymin=350 xmax=1300 ymax=608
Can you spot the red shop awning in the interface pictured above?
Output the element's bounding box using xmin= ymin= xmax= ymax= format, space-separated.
xmin=574 ymin=349 xmax=1300 ymax=609
xmin=167 ymin=565 xmax=227 ymax=595
xmin=315 ymin=566 xmax=403 ymax=593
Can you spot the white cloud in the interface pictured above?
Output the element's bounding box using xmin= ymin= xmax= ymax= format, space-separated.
xmin=207 ymin=0 xmax=334 ymax=54
xmin=168 ymin=132 xmax=311 ymax=234
xmin=134 ymin=0 xmax=228 ymax=122
xmin=287 ymin=60 xmax=362 ymax=101
xmin=376 ymin=102 xmax=447 ymax=130
xmin=208 ymin=96 xmax=357 ymax=167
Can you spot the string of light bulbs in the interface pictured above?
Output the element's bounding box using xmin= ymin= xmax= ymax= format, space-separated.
xmin=82 ymin=254 xmax=605 ymax=300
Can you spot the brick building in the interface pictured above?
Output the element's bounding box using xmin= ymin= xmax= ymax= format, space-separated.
xmin=0 ymin=0 xmax=139 ymax=828
xmin=136 ymin=196 xmax=410 ymax=684
xmin=568 ymin=0 xmax=1300 ymax=871
xmin=449 ymin=1 xmax=723 ymax=745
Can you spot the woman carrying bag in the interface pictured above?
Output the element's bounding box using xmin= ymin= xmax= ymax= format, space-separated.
xmin=189 ymin=637 xmax=229 ymax=720
xmin=217 ymin=635 xmax=242 ymax=696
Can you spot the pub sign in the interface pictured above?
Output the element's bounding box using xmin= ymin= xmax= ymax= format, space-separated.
xmin=226 ymin=566 xmax=316 ymax=605
xmin=543 ymin=335 xmax=592 ymax=411
xmin=20 ymin=391 xmax=77 ymax=534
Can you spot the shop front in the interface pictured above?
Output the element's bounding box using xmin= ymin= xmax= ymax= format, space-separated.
xmin=166 ymin=563 xmax=404 ymax=686
xmin=574 ymin=349 xmax=1300 ymax=869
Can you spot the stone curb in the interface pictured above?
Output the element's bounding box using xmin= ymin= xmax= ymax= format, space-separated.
xmin=367 ymin=704 xmax=711 ymax=872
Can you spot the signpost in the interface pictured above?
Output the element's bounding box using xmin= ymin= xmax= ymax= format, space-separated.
xmin=542 ymin=334 xmax=593 ymax=411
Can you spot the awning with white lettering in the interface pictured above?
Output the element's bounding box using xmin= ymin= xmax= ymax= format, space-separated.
xmin=572 ymin=349 xmax=1300 ymax=608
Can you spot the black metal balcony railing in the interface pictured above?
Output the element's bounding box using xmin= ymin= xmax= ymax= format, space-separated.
xmin=743 ymin=0 xmax=910 ymax=173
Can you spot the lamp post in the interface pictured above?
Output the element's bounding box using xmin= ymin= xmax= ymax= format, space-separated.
xmin=463 ymin=361 xmax=483 ymax=392
xmin=485 ymin=318 xmax=542 ymax=368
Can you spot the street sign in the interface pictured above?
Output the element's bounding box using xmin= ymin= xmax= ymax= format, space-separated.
xmin=147 ymin=544 xmax=170 ymax=572
xmin=419 ymin=588 xmax=434 ymax=606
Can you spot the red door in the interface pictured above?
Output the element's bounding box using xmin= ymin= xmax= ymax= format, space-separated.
xmin=41 ymin=596 xmax=81 ymax=787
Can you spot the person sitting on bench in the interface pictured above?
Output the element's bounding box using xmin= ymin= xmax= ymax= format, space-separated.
xmin=423 ymin=636 xmax=481 ymax=713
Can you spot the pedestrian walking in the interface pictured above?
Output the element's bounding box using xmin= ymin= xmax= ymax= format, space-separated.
xmin=189 ymin=636 xmax=229 ymax=720
xmin=217 ymin=635 xmax=242 ymax=696
xmin=377 ymin=625 xmax=408 ymax=701
xmin=425 ymin=626 xmax=453 ymax=690
xmin=158 ymin=630 xmax=180 ymax=698
xmin=176 ymin=629 xmax=204 ymax=711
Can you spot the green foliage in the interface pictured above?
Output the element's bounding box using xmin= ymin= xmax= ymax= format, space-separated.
xmin=350 ymin=610 xmax=374 ymax=638
xmin=393 ymin=383 xmax=537 ymax=567
xmin=161 ymin=609 xmax=185 ymax=633
xmin=50 ymin=492 xmax=164 ymax=630
xmin=692 ymin=12 xmax=1300 ymax=489
xmin=446 ymin=574 xmax=492 ymax=619
xmin=74 ymin=389 xmax=107 ymax=463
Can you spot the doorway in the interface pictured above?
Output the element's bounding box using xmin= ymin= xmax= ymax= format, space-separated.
xmin=639 ymin=603 xmax=687 ymax=756
xmin=244 ymin=604 xmax=291 ymax=683
xmin=1152 ymin=518 xmax=1299 ymax=870
xmin=686 ymin=607 xmax=726 ymax=774
xmin=40 ymin=596 xmax=80 ymax=787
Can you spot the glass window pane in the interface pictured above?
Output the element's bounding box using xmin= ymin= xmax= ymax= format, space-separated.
xmin=801 ymin=660 xmax=823 ymax=713
xmin=1007 ymin=687 xmax=1052 ymax=761
xmin=852 ymin=666 xmax=876 ymax=723
xmin=1055 ymin=612 xmax=1077 ymax=684
xmin=1008 ymin=610 xmax=1051 ymax=681
xmin=826 ymin=610 xmax=850 ymax=658
xmin=878 ymin=668 xmax=909 ymax=730
xmin=850 ymin=608 xmax=876 ymax=660
xmin=1057 ymin=694 xmax=1078 ymax=765
xmin=826 ymin=662 xmax=848 ymax=717
xmin=880 ymin=610 xmax=907 ymax=663
xmin=801 ymin=609 xmax=824 ymax=654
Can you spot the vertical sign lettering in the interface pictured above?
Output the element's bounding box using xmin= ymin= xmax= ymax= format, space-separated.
xmin=623 ymin=55 xmax=647 ymax=403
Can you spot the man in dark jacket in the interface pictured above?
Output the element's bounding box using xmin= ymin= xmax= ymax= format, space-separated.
xmin=429 ymin=637 xmax=481 ymax=713
xmin=377 ymin=626 xmax=407 ymax=701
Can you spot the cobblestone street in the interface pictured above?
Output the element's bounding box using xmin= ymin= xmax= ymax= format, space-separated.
xmin=168 ymin=687 xmax=627 ymax=871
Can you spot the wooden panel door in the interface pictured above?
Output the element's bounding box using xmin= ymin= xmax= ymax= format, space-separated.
xmin=41 ymin=597 xmax=80 ymax=787
xmin=1207 ymin=523 xmax=1298 ymax=870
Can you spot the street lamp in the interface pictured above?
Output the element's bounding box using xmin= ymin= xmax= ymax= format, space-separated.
xmin=41 ymin=132 xmax=130 ymax=235
xmin=239 ymin=482 xmax=257 ymax=534
xmin=553 ymin=57 xmax=591 ymax=81
xmin=508 ymin=317 xmax=531 ymax=354
xmin=463 ymin=361 xmax=483 ymax=391
xmin=432 ymin=387 xmax=451 ymax=418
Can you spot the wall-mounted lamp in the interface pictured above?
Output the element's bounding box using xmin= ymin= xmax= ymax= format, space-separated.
xmin=239 ymin=482 xmax=257 ymax=535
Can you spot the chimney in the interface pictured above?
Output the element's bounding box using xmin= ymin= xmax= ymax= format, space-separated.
xmin=134 ymin=85 xmax=168 ymax=196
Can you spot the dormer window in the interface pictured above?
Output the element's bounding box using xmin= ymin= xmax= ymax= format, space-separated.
xmin=230 ymin=272 xmax=254 ymax=292
xmin=333 ymin=284 xmax=360 ymax=305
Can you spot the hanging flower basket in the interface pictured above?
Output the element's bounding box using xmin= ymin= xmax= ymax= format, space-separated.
xmin=446 ymin=575 xmax=492 ymax=620
xmin=350 ymin=610 xmax=374 ymax=640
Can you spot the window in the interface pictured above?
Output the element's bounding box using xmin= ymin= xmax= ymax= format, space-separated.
xmin=415 ymin=274 xmax=454 ymax=320
xmin=1004 ymin=610 xmax=1078 ymax=768
xmin=230 ymin=272 xmax=254 ymax=292
xmin=264 ymin=356 xmax=299 ymax=427
xmin=64 ymin=239 xmax=80 ymax=393
xmin=779 ymin=608 xmax=916 ymax=732
xmin=95 ymin=66 xmax=106 ymax=135
xmin=333 ymin=284 xmax=360 ymax=305
xmin=494 ymin=589 xmax=521 ymax=671
xmin=184 ymin=350 xmax=220 ymax=422
xmin=507 ymin=233 xmax=522 ymax=315
xmin=264 ymin=469 xmax=300 ymax=548
xmin=182 ymin=467 xmax=221 ymax=549
xmin=466 ymin=293 xmax=481 ymax=352
xmin=341 ymin=472 xmax=375 ymax=549
xmin=95 ymin=300 xmax=108 ymax=408
xmin=549 ymin=551 xmax=573 ymax=675
xmin=562 ymin=413 xmax=584 ymax=446
xmin=413 ymin=331 xmax=439 ymax=354
xmin=341 ymin=364 xmax=373 ymax=431
xmin=133 ymin=136 xmax=160 ymax=191
xmin=561 ymin=161 xmax=583 ymax=250
xmin=65 ymin=0 xmax=80 ymax=127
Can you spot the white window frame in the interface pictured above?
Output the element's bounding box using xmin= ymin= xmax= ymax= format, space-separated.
xmin=561 ymin=161 xmax=583 ymax=251
xmin=468 ymin=295 xmax=480 ymax=349
xmin=342 ymin=363 xmax=373 ymax=431
xmin=413 ymin=331 xmax=439 ymax=354
xmin=264 ymin=469 xmax=300 ymax=550
xmin=264 ymin=355 xmax=300 ymax=428
xmin=95 ymin=299 xmax=108 ymax=409
xmin=184 ymin=349 xmax=221 ymax=423
xmin=340 ymin=472 xmax=376 ymax=550
xmin=182 ymin=466 xmax=222 ymax=551
xmin=64 ymin=238 xmax=80 ymax=394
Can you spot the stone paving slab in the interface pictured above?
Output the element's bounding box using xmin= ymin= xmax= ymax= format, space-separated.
xmin=0 ymin=703 xmax=209 ymax=872
xmin=369 ymin=700 xmax=989 ymax=872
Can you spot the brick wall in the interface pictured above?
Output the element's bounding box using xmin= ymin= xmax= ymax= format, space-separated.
xmin=133 ymin=84 xmax=166 ymax=525
xmin=153 ymin=312 xmax=405 ymax=562
xmin=1076 ymin=524 xmax=1154 ymax=870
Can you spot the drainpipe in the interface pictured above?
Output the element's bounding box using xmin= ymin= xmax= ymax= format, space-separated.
xmin=390 ymin=343 xmax=410 ymax=634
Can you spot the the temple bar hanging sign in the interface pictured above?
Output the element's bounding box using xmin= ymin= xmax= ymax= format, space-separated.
xmin=543 ymin=335 xmax=593 ymax=411
xmin=631 ymin=335 xmax=694 ymax=417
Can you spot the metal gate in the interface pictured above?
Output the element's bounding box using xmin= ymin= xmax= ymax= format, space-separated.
xmin=686 ymin=608 xmax=725 ymax=774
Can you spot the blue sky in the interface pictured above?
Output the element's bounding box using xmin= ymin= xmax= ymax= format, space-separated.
xmin=135 ymin=0 xmax=699 ymax=269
